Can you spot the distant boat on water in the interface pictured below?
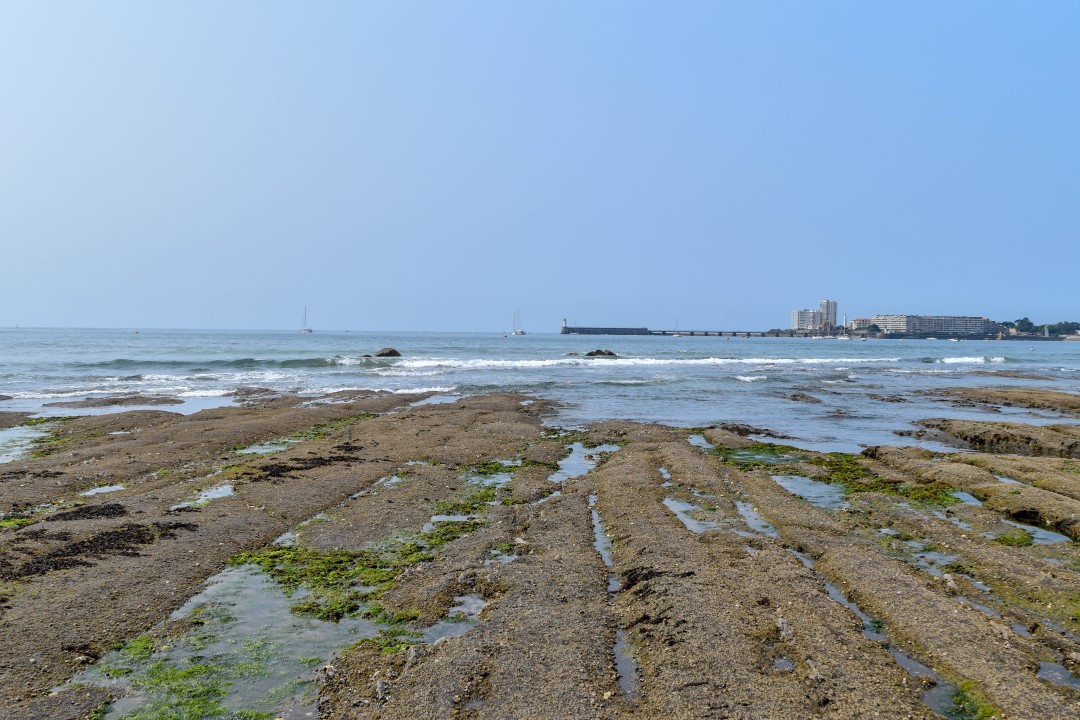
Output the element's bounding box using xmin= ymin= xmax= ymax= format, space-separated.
xmin=300 ymin=307 xmax=313 ymax=334
xmin=512 ymin=311 xmax=526 ymax=335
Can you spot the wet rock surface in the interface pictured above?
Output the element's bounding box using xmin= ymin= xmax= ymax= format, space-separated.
xmin=868 ymin=393 xmax=908 ymax=403
xmin=716 ymin=422 xmax=793 ymax=439
xmin=43 ymin=395 xmax=184 ymax=408
xmin=917 ymin=418 xmax=1080 ymax=458
xmin=0 ymin=412 xmax=32 ymax=430
xmin=0 ymin=393 xmax=1078 ymax=718
xmin=939 ymin=387 xmax=1080 ymax=415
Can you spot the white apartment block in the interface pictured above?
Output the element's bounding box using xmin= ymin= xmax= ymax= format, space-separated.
xmin=792 ymin=310 xmax=823 ymax=330
xmin=868 ymin=315 xmax=997 ymax=335
xmin=870 ymin=315 xmax=914 ymax=333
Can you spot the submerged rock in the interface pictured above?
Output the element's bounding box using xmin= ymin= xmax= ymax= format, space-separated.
xmin=786 ymin=393 xmax=822 ymax=404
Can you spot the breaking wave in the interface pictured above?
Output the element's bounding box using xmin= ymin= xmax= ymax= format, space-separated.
xmin=923 ymin=356 xmax=1007 ymax=364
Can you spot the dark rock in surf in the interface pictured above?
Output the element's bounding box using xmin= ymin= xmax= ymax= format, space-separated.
xmin=718 ymin=423 xmax=793 ymax=439
xmin=374 ymin=348 xmax=402 ymax=358
xmin=585 ymin=349 xmax=618 ymax=357
xmin=786 ymin=393 xmax=822 ymax=404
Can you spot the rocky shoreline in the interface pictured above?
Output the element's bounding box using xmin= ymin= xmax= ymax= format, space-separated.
xmin=0 ymin=387 xmax=1077 ymax=718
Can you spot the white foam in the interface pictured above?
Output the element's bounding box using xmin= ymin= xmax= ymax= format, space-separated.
xmin=935 ymin=357 xmax=1005 ymax=364
xmin=391 ymin=386 xmax=457 ymax=394
xmin=178 ymin=389 xmax=232 ymax=398
xmin=394 ymin=357 xmax=902 ymax=371
xmin=735 ymin=375 xmax=767 ymax=382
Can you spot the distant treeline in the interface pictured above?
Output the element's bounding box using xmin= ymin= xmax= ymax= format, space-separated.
xmin=1001 ymin=318 xmax=1080 ymax=336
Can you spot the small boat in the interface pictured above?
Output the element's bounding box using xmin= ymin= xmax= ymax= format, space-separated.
xmin=671 ymin=319 xmax=685 ymax=337
xmin=300 ymin=307 xmax=313 ymax=334
xmin=511 ymin=311 xmax=526 ymax=335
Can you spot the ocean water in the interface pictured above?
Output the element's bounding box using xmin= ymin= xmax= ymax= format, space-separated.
xmin=2 ymin=327 xmax=1079 ymax=453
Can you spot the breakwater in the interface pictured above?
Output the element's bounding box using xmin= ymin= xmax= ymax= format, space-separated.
xmin=560 ymin=324 xmax=777 ymax=337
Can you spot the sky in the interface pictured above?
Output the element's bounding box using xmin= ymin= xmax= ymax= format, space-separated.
xmin=2 ymin=1 xmax=1078 ymax=332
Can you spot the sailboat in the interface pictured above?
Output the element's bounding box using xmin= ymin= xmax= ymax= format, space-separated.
xmin=300 ymin=307 xmax=313 ymax=334
xmin=512 ymin=311 xmax=526 ymax=335
xmin=671 ymin=320 xmax=685 ymax=338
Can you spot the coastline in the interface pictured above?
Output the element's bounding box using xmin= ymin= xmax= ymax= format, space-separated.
xmin=0 ymin=385 xmax=1078 ymax=718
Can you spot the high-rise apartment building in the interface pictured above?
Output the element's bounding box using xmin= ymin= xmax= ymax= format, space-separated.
xmin=819 ymin=299 xmax=837 ymax=330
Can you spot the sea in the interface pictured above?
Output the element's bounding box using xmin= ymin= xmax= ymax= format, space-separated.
xmin=2 ymin=327 xmax=1079 ymax=454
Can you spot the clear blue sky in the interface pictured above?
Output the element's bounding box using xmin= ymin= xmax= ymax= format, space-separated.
xmin=2 ymin=1 xmax=1077 ymax=332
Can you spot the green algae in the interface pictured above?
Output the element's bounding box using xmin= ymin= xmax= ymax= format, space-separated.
xmin=289 ymin=414 xmax=376 ymax=442
xmin=120 ymin=656 xmax=274 ymax=720
xmin=362 ymin=603 xmax=421 ymax=625
xmin=231 ymin=520 xmax=483 ymax=622
xmin=358 ymin=627 xmax=423 ymax=654
xmin=949 ymin=680 xmax=998 ymax=720
xmin=0 ymin=517 xmax=33 ymax=529
xmin=432 ymin=486 xmax=497 ymax=515
xmin=91 ymin=615 xmax=293 ymax=719
xmin=23 ymin=416 xmax=76 ymax=426
xmin=425 ymin=520 xmax=484 ymax=548
xmin=806 ymin=453 xmax=960 ymax=506
xmin=992 ymin=528 xmax=1034 ymax=547
xmin=22 ymin=417 xmax=99 ymax=458
xmin=230 ymin=546 xmax=394 ymax=622
xmin=715 ymin=443 xmax=805 ymax=468
xmin=543 ymin=430 xmax=602 ymax=448
xmin=121 ymin=634 xmax=156 ymax=661
xmin=470 ymin=460 xmax=513 ymax=476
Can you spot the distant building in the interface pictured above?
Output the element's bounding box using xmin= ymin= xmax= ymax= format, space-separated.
xmin=819 ymin=299 xmax=838 ymax=330
xmin=870 ymin=315 xmax=914 ymax=333
xmin=866 ymin=315 xmax=1000 ymax=336
xmin=791 ymin=298 xmax=838 ymax=331
xmin=849 ymin=318 xmax=875 ymax=330
xmin=792 ymin=309 xmax=823 ymax=330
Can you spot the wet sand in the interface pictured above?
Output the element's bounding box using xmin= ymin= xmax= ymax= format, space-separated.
xmin=0 ymin=389 xmax=1077 ymax=719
